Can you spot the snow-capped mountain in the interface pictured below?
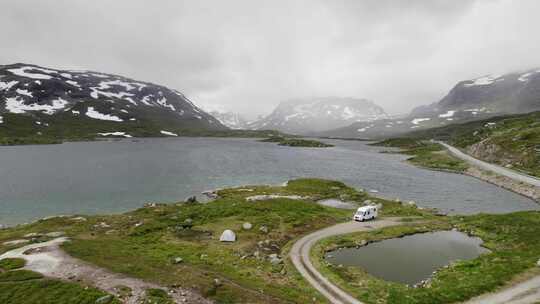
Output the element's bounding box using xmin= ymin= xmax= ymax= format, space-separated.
xmin=209 ymin=111 xmax=249 ymax=129
xmin=319 ymin=69 xmax=540 ymax=139
xmin=249 ymin=97 xmax=388 ymax=134
xmin=412 ymin=69 xmax=540 ymax=117
xmin=0 ymin=63 xmax=227 ymax=140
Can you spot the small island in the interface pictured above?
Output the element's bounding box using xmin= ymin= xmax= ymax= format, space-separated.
xmin=260 ymin=136 xmax=334 ymax=148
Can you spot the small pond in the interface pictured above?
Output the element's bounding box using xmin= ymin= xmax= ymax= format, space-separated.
xmin=324 ymin=230 xmax=490 ymax=285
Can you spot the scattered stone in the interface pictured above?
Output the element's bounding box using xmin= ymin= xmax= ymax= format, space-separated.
xmin=259 ymin=226 xmax=269 ymax=234
xmin=330 ymin=186 xmax=341 ymax=190
xmin=537 ymin=259 xmax=540 ymax=267
xmin=105 ymin=230 xmax=116 ymax=235
xmin=173 ymin=257 xmax=183 ymax=264
xmin=95 ymin=222 xmax=111 ymax=228
xmin=246 ymin=194 xmax=307 ymax=202
xmin=242 ymin=222 xmax=253 ymax=230
xmin=201 ymin=190 xmax=218 ymax=199
xmin=183 ymin=218 xmax=193 ymax=225
xmin=24 ymin=232 xmax=41 ymax=238
xmin=363 ymin=200 xmax=372 ymax=205
xmin=200 ymin=254 xmax=208 ymax=260
xmin=3 ymin=239 xmax=29 ymax=246
xmin=253 ymin=250 xmax=260 ymax=258
xmin=407 ymin=201 xmax=416 ymax=207
xmin=220 ymin=230 xmax=236 ymax=242
xmin=45 ymin=231 xmax=65 ymax=237
xmin=70 ymin=216 xmax=87 ymax=222
xmin=213 ymin=278 xmax=222 ymax=287
xmin=95 ymin=295 xmax=113 ymax=304
xmin=268 ymin=253 xmax=283 ymax=265
xmin=134 ymin=222 xmax=143 ymax=227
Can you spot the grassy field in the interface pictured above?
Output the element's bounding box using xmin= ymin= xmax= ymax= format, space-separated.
xmin=0 ymin=178 xmax=538 ymax=303
xmin=373 ymin=138 xmax=469 ymax=172
xmin=0 ymin=112 xmax=290 ymax=146
xmin=0 ymin=178 xmax=426 ymax=303
xmin=312 ymin=211 xmax=540 ymax=304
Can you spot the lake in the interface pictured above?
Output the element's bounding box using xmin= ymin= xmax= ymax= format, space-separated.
xmin=324 ymin=230 xmax=490 ymax=285
xmin=0 ymin=137 xmax=538 ymax=226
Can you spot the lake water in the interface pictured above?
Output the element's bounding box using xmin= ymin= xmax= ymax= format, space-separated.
xmin=324 ymin=230 xmax=490 ymax=285
xmin=0 ymin=137 xmax=538 ymax=226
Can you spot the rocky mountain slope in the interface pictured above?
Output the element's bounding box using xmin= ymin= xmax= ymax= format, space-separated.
xmin=249 ymin=97 xmax=388 ymax=134
xmin=319 ymin=69 xmax=540 ymax=139
xmin=404 ymin=111 xmax=540 ymax=178
xmin=0 ymin=63 xmax=227 ymax=143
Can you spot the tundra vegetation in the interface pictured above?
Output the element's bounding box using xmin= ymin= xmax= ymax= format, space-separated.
xmin=260 ymin=136 xmax=334 ymax=147
xmin=382 ymin=111 xmax=540 ymax=177
xmin=0 ymin=178 xmax=538 ymax=304
xmin=372 ymin=138 xmax=469 ymax=172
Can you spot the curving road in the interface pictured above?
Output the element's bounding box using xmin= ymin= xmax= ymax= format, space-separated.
xmin=437 ymin=141 xmax=540 ymax=188
xmin=289 ymin=218 xmax=403 ymax=304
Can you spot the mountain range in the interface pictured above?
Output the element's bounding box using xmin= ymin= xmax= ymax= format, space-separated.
xmin=248 ymin=97 xmax=388 ymax=134
xmin=319 ymin=68 xmax=540 ymax=139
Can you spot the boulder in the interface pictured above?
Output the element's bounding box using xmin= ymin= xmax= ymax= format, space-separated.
xmin=185 ymin=196 xmax=197 ymax=203
xmin=268 ymin=253 xmax=283 ymax=265
xmin=45 ymin=231 xmax=65 ymax=237
xmin=173 ymin=257 xmax=183 ymax=264
xmin=537 ymin=259 xmax=540 ymax=267
xmin=242 ymin=222 xmax=253 ymax=230
xmin=259 ymin=226 xmax=269 ymax=234
xmin=219 ymin=230 xmax=236 ymax=242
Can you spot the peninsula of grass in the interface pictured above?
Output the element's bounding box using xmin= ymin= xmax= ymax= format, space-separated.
xmin=0 ymin=178 xmax=538 ymax=303
xmin=373 ymin=138 xmax=469 ymax=172
xmin=260 ymin=136 xmax=334 ymax=147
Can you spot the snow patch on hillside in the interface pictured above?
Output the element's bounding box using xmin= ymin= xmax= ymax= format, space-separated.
xmin=464 ymin=75 xmax=502 ymax=87
xmin=160 ymin=130 xmax=178 ymax=136
xmin=5 ymin=97 xmax=68 ymax=115
xmin=98 ymin=132 xmax=132 ymax=138
xmin=8 ymin=66 xmax=57 ymax=80
xmin=86 ymin=107 xmax=123 ymax=122
xmin=0 ymin=80 xmax=18 ymax=91
xmin=411 ymin=118 xmax=431 ymax=125
xmin=438 ymin=110 xmax=455 ymax=118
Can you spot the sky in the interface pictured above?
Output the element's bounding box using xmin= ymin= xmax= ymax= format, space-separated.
xmin=1 ymin=0 xmax=540 ymax=119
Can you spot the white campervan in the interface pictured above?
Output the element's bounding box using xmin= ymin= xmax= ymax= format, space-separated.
xmin=353 ymin=206 xmax=378 ymax=222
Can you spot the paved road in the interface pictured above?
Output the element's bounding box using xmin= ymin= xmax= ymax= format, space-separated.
xmin=289 ymin=218 xmax=403 ymax=304
xmin=437 ymin=141 xmax=540 ymax=188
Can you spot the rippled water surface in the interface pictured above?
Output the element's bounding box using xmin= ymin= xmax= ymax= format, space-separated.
xmin=1 ymin=137 xmax=537 ymax=225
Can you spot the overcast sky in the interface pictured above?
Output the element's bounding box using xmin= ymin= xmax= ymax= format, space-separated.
xmin=1 ymin=0 xmax=539 ymax=118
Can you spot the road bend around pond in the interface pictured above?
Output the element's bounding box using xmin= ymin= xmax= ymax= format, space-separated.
xmin=289 ymin=218 xmax=403 ymax=304
xmin=290 ymin=218 xmax=540 ymax=304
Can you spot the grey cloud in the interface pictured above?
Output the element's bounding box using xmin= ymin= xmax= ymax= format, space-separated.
xmin=1 ymin=0 xmax=539 ymax=118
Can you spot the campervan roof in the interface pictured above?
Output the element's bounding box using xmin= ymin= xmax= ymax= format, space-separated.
xmin=357 ymin=206 xmax=375 ymax=212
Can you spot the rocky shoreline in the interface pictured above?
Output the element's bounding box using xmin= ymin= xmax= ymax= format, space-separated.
xmin=465 ymin=166 xmax=540 ymax=203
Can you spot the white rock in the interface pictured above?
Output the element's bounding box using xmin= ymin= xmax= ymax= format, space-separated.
xmin=242 ymin=222 xmax=253 ymax=230
xmin=537 ymin=259 xmax=540 ymax=267
xmin=45 ymin=231 xmax=65 ymax=237
xmin=219 ymin=230 xmax=236 ymax=242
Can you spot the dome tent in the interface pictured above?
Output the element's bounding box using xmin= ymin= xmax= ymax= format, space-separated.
xmin=219 ymin=229 xmax=236 ymax=242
